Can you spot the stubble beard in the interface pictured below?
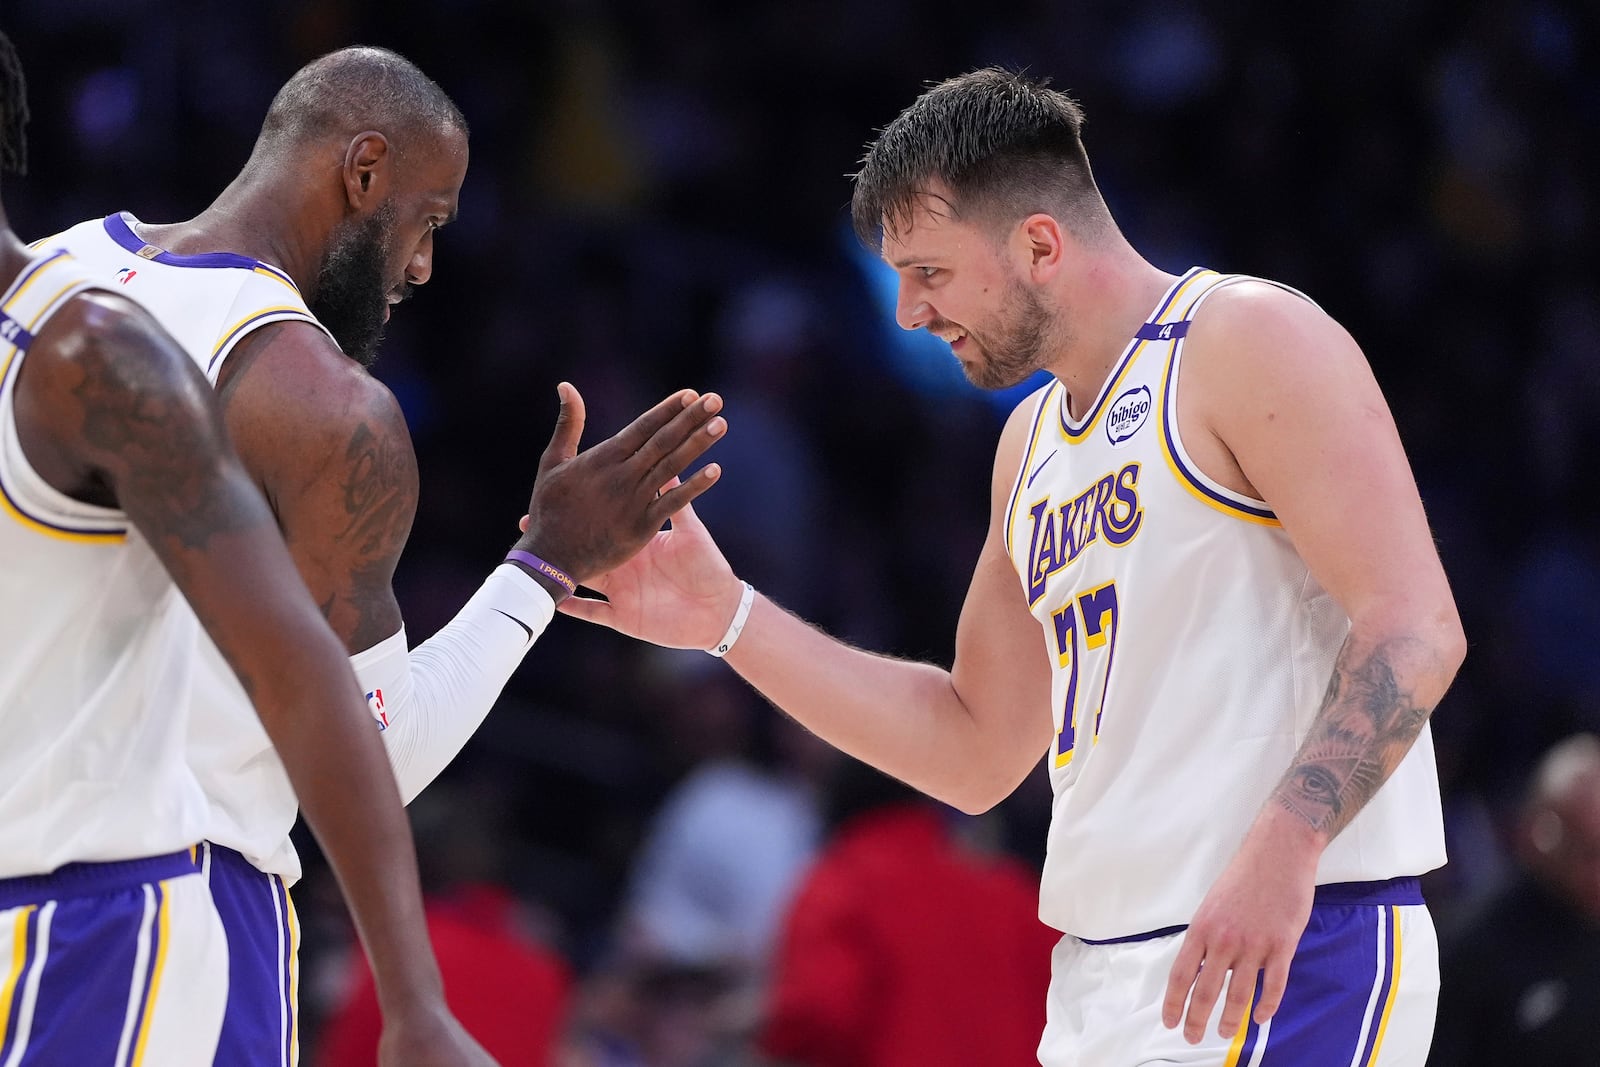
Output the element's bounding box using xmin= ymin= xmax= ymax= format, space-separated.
xmin=960 ymin=278 xmax=1056 ymax=391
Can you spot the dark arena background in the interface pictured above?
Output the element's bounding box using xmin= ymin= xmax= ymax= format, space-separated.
xmin=7 ymin=2 xmax=1597 ymax=1064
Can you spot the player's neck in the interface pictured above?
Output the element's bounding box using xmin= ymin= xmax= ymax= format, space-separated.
xmin=144 ymin=166 xmax=332 ymax=293
xmin=1052 ymin=251 xmax=1179 ymax=421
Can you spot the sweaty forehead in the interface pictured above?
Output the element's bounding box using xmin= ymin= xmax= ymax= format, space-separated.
xmin=879 ymin=192 xmax=970 ymax=263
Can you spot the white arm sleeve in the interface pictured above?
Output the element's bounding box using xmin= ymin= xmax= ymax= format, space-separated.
xmin=350 ymin=563 xmax=556 ymax=804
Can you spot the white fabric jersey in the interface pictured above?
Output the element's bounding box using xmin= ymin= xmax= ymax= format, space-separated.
xmin=45 ymin=213 xmax=334 ymax=882
xmin=1003 ymin=267 xmax=1446 ymax=940
xmin=0 ymin=249 xmax=210 ymax=877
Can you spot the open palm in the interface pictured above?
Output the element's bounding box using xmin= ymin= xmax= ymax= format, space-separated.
xmin=552 ymin=490 xmax=741 ymax=650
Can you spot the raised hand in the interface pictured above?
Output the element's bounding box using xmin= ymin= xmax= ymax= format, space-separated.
xmin=515 ymin=383 xmax=725 ymax=591
xmin=553 ymin=485 xmax=746 ymax=652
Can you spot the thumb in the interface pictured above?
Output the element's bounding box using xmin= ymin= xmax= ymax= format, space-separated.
xmin=667 ymin=490 xmax=707 ymax=535
xmin=540 ymin=382 xmax=586 ymax=473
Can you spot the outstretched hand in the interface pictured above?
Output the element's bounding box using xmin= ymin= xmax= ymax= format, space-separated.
xmin=522 ymin=479 xmax=745 ymax=651
xmin=515 ymin=383 xmax=725 ymax=590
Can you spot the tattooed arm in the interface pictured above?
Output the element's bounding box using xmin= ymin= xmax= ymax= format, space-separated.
xmin=215 ymin=321 xmax=432 ymax=651
xmin=213 ymin=323 xmax=725 ymax=801
xmin=1155 ymin=283 xmax=1465 ymax=1044
xmin=14 ymin=290 xmax=492 ymax=1066
xmin=1274 ymin=635 xmax=1444 ymax=839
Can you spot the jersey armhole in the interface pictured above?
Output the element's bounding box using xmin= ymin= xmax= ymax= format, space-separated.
xmin=1157 ymin=278 xmax=1282 ymax=527
xmin=1003 ymin=380 xmax=1062 ymax=561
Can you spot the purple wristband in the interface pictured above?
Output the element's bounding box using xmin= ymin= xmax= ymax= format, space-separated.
xmin=504 ymin=549 xmax=577 ymax=596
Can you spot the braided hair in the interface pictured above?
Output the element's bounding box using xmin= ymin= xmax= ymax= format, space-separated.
xmin=0 ymin=29 xmax=27 ymax=176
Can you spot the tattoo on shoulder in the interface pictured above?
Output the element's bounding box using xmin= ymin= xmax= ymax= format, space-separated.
xmin=71 ymin=319 xmax=251 ymax=552
xmin=1273 ymin=638 xmax=1433 ymax=838
xmin=330 ymin=413 xmax=416 ymax=647
xmin=337 ymin=421 xmax=415 ymax=555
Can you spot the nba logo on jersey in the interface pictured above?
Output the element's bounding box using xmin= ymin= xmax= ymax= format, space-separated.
xmin=366 ymin=688 xmax=389 ymax=730
xmin=1106 ymin=386 xmax=1152 ymax=446
xmin=116 ymin=268 xmax=138 ymax=285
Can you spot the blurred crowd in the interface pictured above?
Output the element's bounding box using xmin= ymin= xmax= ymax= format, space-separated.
xmin=6 ymin=0 xmax=1598 ymax=1063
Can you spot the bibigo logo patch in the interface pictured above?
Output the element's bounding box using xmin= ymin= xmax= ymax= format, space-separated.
xmin=1106 ymin=385 xmax=1152 ymax=446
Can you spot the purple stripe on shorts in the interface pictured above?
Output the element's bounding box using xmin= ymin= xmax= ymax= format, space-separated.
xmin=1256 ymin=898 xmax=1393 ymax=1066
xmin=208 ymin=843 xmax=293 ymax=1067
xmin=274 ymin=874 xmax=294 ymax=1067
xmin=0 ymin=906 xmax=41 ymax=1063
xmin=1354 ymin=908 xmax=1398 ymax=1067
xmin=123 ymin=882 xmax=166 ymax=1062
xmin=17 ymin=880 xmax=155 ymax=1064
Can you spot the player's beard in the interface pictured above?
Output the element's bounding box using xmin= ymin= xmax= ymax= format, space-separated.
xmin=312 ymin=200 xmax=397 ymax=369
xmin=960 ymin=278 xmax=1054 ymax=391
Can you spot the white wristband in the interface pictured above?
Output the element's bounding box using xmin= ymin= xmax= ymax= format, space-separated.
xmin=706 ymin=581 xmax=756 ymax=658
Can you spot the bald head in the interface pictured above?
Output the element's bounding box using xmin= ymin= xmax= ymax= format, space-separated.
xmin=255 ymin=45 xmax=466 ymax=158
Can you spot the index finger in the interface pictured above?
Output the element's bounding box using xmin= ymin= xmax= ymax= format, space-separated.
xmin=596 ymin=389 xmax=699 ymax=461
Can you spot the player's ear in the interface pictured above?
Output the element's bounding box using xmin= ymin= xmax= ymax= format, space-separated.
xmin=1017 ymin=213 xmax=1064 ymax=281
xmin=342 ymin=131 xmax=392 ymax=210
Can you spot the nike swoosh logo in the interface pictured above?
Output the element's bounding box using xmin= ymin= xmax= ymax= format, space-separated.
xmin=494 ymin=609 xmax=533 ymax=642
xmin=1027 ymin=449 xmax=1059 ymax=488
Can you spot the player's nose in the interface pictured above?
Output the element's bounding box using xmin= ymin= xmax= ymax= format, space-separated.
xmin=407 ymin=235 xmax=434 ymax=287
xmin=895 ymin=286 xmax=931 ymax=332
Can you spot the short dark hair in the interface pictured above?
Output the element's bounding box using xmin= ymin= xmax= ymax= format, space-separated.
xmin=851 ymin=68 xmax=1103 ymax=246
xmin=256 ymin=45 xmax=466 ymax=156
xmin=0 ymin=29 xmax=29 ymax=177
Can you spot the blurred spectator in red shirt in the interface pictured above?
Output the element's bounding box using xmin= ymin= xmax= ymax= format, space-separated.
xmin=758 ymin=759 xmax=1056 ymax=1067
xmin=315 ymin=785 xmax=572 ymax=1066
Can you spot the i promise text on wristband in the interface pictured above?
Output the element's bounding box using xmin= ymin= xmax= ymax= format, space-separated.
xmin=504 ymin=549 xmax=577 ymax=596
xmin=707 ymin=581 xmax=756 ymax=658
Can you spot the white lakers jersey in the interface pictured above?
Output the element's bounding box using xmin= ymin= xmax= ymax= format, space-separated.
xmin=1004 ymin=267 xmax=1446 ymax=940
xmin=0 ymin=250 xmax=211 ymax=877
xmin=45 ymin=214 xmax=336 ymax=883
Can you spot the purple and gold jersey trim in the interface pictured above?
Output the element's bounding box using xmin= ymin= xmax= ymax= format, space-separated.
xmin=102 ymin=214 xmax=301 ymax=294
xmin=1056 ymin=268 xmax=1215 ymax=442
xmin=207 ymin=308 xmax=320 ymax=374
xmin=1157 ymin=347 xmax=1280 ymax=526
xmin=1004 ymin=380 xmax=1063 ymax=560
xmin=0 ymin=251 xmax=128 ymax=542
xmin=1155 ymin=274 xmax=1295 ymax=527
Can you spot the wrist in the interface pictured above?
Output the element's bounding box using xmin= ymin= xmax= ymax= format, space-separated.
xmin=706 ymin=580 xmax=755 ymax=658
xmin=1253 ymin=800 xmax=1330 ymax=868
xmin=504 ymin=544 xmax=576 ymax=604
xmin=370 ymin=960 xmax=447 ymax=1019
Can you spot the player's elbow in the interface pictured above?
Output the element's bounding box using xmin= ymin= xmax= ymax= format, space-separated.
xmin=1411 ymin=591 xmax=1468 ymax=683
xmin=1435 ymin=605 xmax=1468 ymax=689
xmin=944 ymin=757 xmax=1035 ymax=816
xmin=950 ymin=790 xmax=1004 ymax=817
